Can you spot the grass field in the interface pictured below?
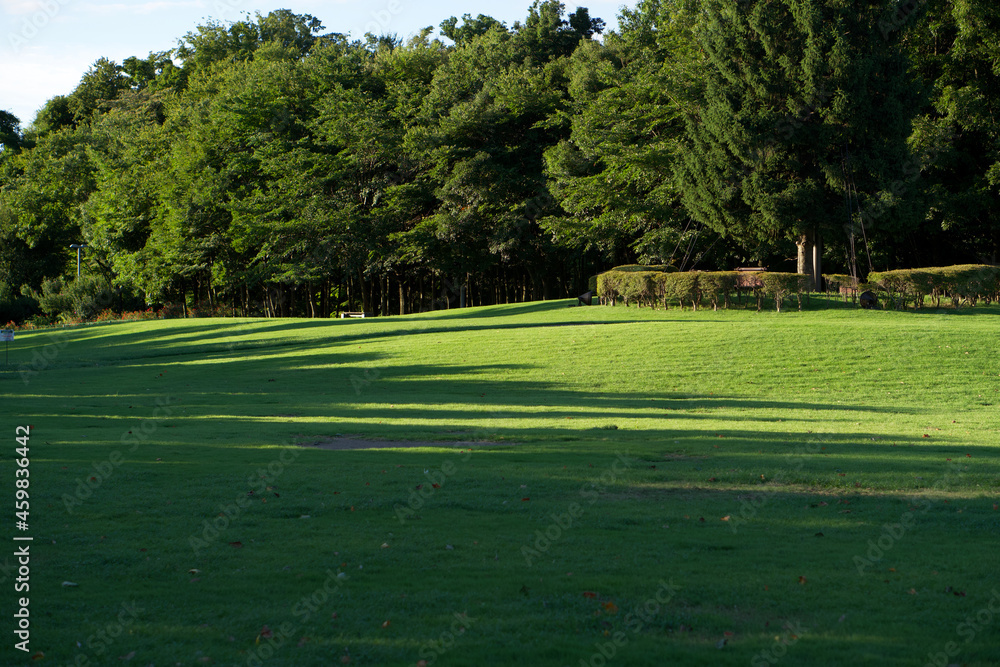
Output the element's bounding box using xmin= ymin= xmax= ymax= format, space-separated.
xmin=2 ymin=298 xmax=999 ymax=666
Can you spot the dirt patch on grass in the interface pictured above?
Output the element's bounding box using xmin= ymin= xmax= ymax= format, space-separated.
xmin=297 ymin=436 xmax=513 ymax=451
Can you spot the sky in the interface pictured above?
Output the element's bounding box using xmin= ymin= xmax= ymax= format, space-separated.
xmin=0 ymin=0 xmax=628 ymax=128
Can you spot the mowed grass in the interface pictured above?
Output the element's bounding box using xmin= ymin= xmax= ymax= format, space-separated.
xmin=2 ymin=298 xmax=999 ymax=666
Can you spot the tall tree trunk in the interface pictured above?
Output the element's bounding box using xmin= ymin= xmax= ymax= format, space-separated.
xmin=812 ymin=230 xmax=823 ymax=292
xmin=797 ymin=230 xmax=816 ymax=291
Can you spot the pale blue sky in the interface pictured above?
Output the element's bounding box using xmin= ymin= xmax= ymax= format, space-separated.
xmin=1 ymin=0 xmax=628 ymax=128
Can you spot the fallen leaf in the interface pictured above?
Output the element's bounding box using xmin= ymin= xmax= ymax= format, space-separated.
xmin=602 ymin=602 xmax=619 ymax=614
xmin=259 ymin=625 xmax=273 ymax=640
xmin=521 ymin=497 xmax=530 ymax=502
xmin=798 ymin=576 xmax=807 ymax=585
xmin=583 ymin=591 xmax=598 ymax=599
xmin=381 ymin=543 xmax=389 ymax=549
xmin=724 ymin=631 xmax=734 ymax=637
xmin=908 ymin=588 xmax=917 ymax=595
xmin=721 ymin=516 xmax=730 ymax=521
xmin=381 ymin=620 xmax=391 ymax=628
xmin=229 ymin=541 xmax=243 ymax=548
xmin=30 ymin=652 xmax=44 ymax=661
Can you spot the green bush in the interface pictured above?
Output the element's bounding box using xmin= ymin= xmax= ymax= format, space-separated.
xmin=588 ymin=275 xmax=598 ymax=295
xmin=0 ymin=285 xmax=39 ymax=325
xmin=656 ymin=272 xmax=699 ymax=310
xmin=697 ymin=272 xmax=738 ymax=310
xmin=868 ymin=265 xmax=1000 ymax=309
xmin=760 ymin=272 xmax=808 ymax=312
xmin=596 ymin=272 xmax=623 ymax=305
xmin=609 ymin=264 xmax=677 ymax=273
xmin=823 ymin=273 xmax=859 ymax=303
xmin=23 ymin=276 xmax=118 ymax=322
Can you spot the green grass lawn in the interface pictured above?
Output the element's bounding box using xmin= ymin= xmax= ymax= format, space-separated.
xmin=2 ymin=297 xmax=999 ymax=666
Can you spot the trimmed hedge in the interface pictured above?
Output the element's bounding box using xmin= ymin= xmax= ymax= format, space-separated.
xmin=656 ymin=271 xmax=699 ymax=310
xmin=760 ymin=272 xmax=810 ymax=312
xmin=608 ymin=264 xmax=678 ymax=273
xmin=866 ymin=265 xmax=1000 ymax=309
xmin=697 ymin=272 xmax=739 ymax=310
xmin=596 ymin=269 xmax=808 ymax=311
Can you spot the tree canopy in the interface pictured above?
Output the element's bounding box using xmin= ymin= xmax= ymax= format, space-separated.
xmin=1 ymin=1 xmax=997 ymax=322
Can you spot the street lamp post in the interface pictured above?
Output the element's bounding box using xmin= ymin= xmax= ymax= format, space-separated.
xmin=69 ymin=244 xmax=87 ymax=277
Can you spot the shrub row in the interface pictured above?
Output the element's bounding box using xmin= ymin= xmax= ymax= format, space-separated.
xmin=587 ymin=264 xmax=675 ymax=296
xmin=865 ymin=264 xmax=1000 ymax=309
xmin=596 ymin=270 xmax=810 ymax=312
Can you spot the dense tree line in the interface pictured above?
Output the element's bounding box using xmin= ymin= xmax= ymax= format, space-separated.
xmin=1 ymin=0 xmax=997 ymax=321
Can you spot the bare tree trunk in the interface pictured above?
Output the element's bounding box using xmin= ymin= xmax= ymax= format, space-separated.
xmin=797 ymin=232 xmax=814 ymax=290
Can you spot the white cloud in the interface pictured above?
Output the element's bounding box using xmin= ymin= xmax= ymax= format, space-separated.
xmin=0 ymin=0 xmax=54 ymax=15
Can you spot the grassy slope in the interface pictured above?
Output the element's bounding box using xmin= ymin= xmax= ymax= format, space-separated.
xmin=2 ymin=298 xmax=999 ymax=666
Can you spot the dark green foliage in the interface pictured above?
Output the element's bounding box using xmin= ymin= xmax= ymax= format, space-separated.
xmin=4 ymin=2 xmax=1000 ymax=324
xmin=23 ymin=275 xmax=117 ymax=321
